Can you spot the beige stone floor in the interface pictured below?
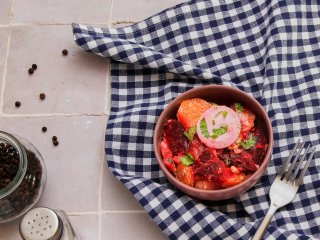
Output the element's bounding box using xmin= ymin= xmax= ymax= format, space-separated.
xmin=0 ymin=0 xmax=186 ymax=239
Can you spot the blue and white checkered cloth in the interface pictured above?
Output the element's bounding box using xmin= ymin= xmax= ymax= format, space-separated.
xmin=72 ymin=0 xmax=320 ymax=239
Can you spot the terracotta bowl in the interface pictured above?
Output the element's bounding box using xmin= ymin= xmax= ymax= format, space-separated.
xmin=153 ymin=85 xmax=273 ymax=201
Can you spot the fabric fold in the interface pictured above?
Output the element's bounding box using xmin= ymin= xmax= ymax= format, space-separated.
xmin=73 ymin=23 xmax=218 ymax=81
xmin=72 ymin=0 xmax=320 ymax=239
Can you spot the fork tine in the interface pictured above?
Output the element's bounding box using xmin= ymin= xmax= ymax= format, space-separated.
xmin=283 ymin=141 xmax=305 ymax=180
xmin=289 ymin=144 xmax=310 ymax=182
xmin=296 ymin=147 xmax=316 ymax=186
xmin=278 ymin=140 xmax=301 ymax=178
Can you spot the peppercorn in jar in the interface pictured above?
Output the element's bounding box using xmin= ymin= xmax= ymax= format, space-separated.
xmin=0 ymin=131 xmax=46 ymax=223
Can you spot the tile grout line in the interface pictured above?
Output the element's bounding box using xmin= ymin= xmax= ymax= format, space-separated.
xmin=0 ymin=0 xmax=14 ymax=116
xmin=98 ymin=1 xmax=114 ymax=239
xmin=1 ymin=112 xmax=110 ymax=118
xmin=104 ymin=60 xmax=111 ymax=115
xmin=97 ymin=140 xmax=105 ymax=240
xmin=0 ymin=22 xmax=111 ymax=28
xmin=0 ymin=19 xmax=135 ymax=28
xmin=66 ymin=210 xmax=146 ymax=216
xmin=102 ymin=210 xmax=146 ymax=214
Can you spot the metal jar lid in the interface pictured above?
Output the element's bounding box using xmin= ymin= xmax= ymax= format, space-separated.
xmin=19 ymin=207 xmax=63 ymax=240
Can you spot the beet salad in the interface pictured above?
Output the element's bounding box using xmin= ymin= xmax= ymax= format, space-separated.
xmin=160 ymin=98 xmax=268 ymax=190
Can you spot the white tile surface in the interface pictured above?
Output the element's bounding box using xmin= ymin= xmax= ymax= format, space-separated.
xmin=0 ymin=0 xmax=181 ymax=239
xmin=0 ymin=116 xmax=106 ymax=212
xmin=102 ymin=163 xmax=143 ymax=211
xmin=3 ymin=25 xmax=108 ymax=115
xmin=12 ymin=0 xmax=112 ymax=24
xmin=69 ymin=214 xmax=99 ymax=239
xmin=0 ymin=0 xmax=11 ymax=25
xmin=112 ymin=0 xmax=187 ymax=21
xmin=101 ymin=213 xmax=168 ymax=240
xmin=0 ymin=28 xmax=9 ymax=100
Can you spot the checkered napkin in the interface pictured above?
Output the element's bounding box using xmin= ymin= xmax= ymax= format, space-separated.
xmin=72 ymin=0 xmax=320 ymax=239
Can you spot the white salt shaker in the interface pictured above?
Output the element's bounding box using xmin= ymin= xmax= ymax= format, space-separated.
xmin=19 ymin=207 xmax=80 ymax=240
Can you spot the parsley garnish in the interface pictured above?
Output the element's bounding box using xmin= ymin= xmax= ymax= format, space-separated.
xmin=240 ymin=134 xmax=256 ymax=150
xmin=212 ymin=126 xmax=228 ymax=139
xmin=200 ymin=118 xmax=228 ymax=139
xmin=184 ymin=126 xmax=197 ymax=141
xmin=215 ymin=111 xmax=228 ymax=118
xmin=200 ymin=118 xmax=211 ymax=138
xmin=235 ymin=103 xmax=243 ymax=112
xmin=180 ymin=153 xmax=194 ymax=166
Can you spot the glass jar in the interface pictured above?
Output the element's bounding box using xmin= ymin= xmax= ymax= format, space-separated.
xmin=0 ymin=131 xmax=46 ymax=223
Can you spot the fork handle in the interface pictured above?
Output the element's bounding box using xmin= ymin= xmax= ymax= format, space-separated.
xmin=252 ymin=204 xmax=278 ymax=240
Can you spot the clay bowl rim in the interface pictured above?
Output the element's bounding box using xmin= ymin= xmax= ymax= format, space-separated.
xmin=153 ymin=85 xmax=274 ymax=199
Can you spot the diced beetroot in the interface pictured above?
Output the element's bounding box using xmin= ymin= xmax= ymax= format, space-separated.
xmin=197 ymin=148 xmax=217 ymax=162
xmin=163 ymin=119 xmax=188 ymax=155
xmin=188 ymin=136 xmax=206 ymax=160
xmin=194 ymin=159 xmax=225 ymax=183
xmin=217 ymin=148 xmax=230 ymax=159
xmin=230 ymin=151 xmax=257 ymax=172
xmin=247 ymin=128 xmax=268 ymax=165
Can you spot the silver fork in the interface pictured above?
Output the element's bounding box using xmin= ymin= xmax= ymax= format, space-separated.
xmin=252 ymin=140 xmax=317 ymax=240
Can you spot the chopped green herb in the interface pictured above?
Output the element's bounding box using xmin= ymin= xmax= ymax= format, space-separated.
xmin=224 ymin=158 xmax=232 ymax=167
xmin=180 ymin=154 xmax=194 ymax=166
xmin=215 ymin=111 xmax=228 ymax=118
xmin=212 ymin=126 xmax=228 ymax=139
xmin=240 ymin=134 xmax=256 ymax=150
xmin=200 ymin=118 xmax=211 ymax=138
xmin=184 ymin=126 xmax=197 ymax=141
xmin=235 ymin=103 xmax=243 ymax=112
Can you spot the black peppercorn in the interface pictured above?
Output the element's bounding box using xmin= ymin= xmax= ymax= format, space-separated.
xmin=32 ymin=64 xmax=37 ymax=70
xmin=15 ymin=101 xmax=21 ymax=107
xmin=0 ymin=138 xmax=44 ymax=222
xmin=39 ymin=93 xmax=46 ymax=100
xmin=28 ymin=68 xmax=34 ymax=74
xmin=52 ymin=136 xmax=57 ymax=141
xmin=53 ymin=141 xmax=59 ymax=146
xmin=41 ymin=127 xmax=47 ymax=132
xmin=62 ymin=49 xmax=68 ymax=56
